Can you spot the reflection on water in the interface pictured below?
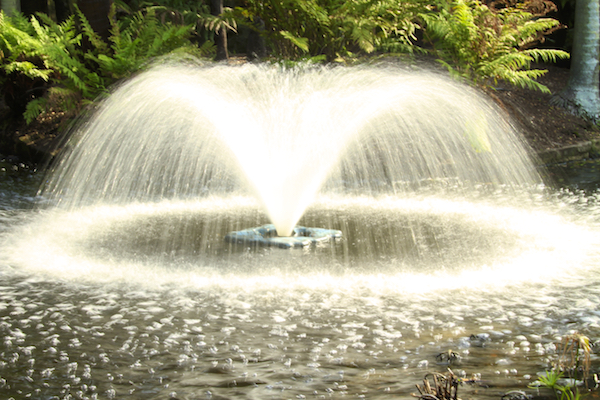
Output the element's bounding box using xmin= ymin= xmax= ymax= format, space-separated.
xmin=0 ymin=165 xmax=600 ymax=399
xmin=0 ymin=160 xmax=38 ymax=210
xmin=1 ymin=273 xmax=599 ymax=400
xmin=547 ymin=159 xmax=600 ymax=193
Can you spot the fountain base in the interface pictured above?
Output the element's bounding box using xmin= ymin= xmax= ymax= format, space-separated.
xmin=224 ymin=224 xmax=342 ymax=249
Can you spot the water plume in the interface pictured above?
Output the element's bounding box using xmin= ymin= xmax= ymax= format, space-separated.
xmin=41 ymin=61 xmax=539 ymax=236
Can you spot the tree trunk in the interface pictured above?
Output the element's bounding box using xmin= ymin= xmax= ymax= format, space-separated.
xmin=47 ymin=0 xmax=57 ymax=21
xmin=1 ymin=0 xmax=20 ymax=16
xmin=553 ymin=0 xmax=600 ymax=121
xmin=211 ymin=0 xmax=229 ymax=61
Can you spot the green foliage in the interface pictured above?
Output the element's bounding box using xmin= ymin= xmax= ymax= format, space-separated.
xmin=529 ymin=333 xmax=592 ymax=400
xmin=536 ymin=369 xmax=564 ymax=389
xmin=0 ymin=2 xmax=209 ymax=123
xmin=30 ymin=12 xmax=103 ymax=99
xmin=0 ymin=11 xmax=52 ymax=82
xmin=531 ymin=370 xmax=587 ymax=400
xmin=23 ymin=97 xmax=47 ymax=124
xmin=199 ymin=9 xmax=238 ymax=34
xmin=279 ymin=30 xmax=309 ymax=53
xmin=0 ymin=10 xmax=99 ymax=122
xmin=83 ymin=4 xmax=196 ymax=80
xmin=0 ymin=0 xmax=575 ymax=125
xmin=419 ymin=0 xmax=569 ymax=92
xmin=118 ymin=0 xmax=236 ymax=47
xmin=236 ymin=0 xmax=425 ymax=61
xmin=231 ymin=0 xmax=328 ymax=58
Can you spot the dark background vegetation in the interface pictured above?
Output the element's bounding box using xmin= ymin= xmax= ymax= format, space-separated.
xmin=0 ymin=0 xmax=598 ymax=165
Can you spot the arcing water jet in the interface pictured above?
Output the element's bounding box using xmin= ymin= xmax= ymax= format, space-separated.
xmin=40 ymin=61 xmax=538 ymax=238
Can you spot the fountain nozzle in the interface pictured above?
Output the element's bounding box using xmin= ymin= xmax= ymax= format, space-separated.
xmin=224 ymin=225 xmax=342 ymax=249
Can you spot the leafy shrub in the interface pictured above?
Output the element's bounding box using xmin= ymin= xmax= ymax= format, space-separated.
xmin=0 ymin=10 xmax=98 ymax=122
xmin=0 ymin=12 xmax=52 ymax=83
xmin=419 ymin=0 xmax=569 ymax=92
xmin=1 ymin=0 xmax=572 ymax=125
xmin=0 ymin=2 xmax=213 ymax=123
xmin=235 ymin=0 xmax=426 ymax=61
xmin=81 ymin=4 xmax=198 ymax=81
xmin=119 ymin=0 xmax=236 ymax=49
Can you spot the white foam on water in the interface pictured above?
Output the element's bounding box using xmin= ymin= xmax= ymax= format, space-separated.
xmin=1 ymin=194 xmax=596 ymax=300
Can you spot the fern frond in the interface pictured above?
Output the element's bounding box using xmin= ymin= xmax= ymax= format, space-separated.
xmin=1 ymin=11 xmax=33 ymax=34
xmin=509 ymin=16 xmax=562 ymax=48
xmin=351 ymin=21 xmax=376 ymax=53
xmin=296 ymin=1 xmax=329 ymax=26
xmin=28 ymin=15 xmax=46 ymax=40
xmin=486 ymin=52 xmax=534 ymax=72
xmin=32 ymin=12 xmax=55 ymax=28
xmin=452 ymin=0 xmax=476 ymax=33
xmin=3 ymin=60 xmax=52 ymax=80
xmin=494 ymin=68 xmax=551 ymax=93
xmin=523 ymin=48 xmax=570 ymax=63
xmin=24 ymin=97 xmax=47 ymax=124
xmin=74 ymin=4 xmax=109 ymax=54
xmin=108 ymin=3 xmax=122 ymax=50
xmin=197 ymin=40 xmax=216 ymax=56
xmin=279 ymin=30 xmax=309 ymax=53
xmin=420 ymin=0 xmax=565 ymax=92
xmin=201 ymin=13 xmax=237 ymax=33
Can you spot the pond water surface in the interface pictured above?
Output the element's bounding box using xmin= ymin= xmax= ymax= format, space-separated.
xmin=0 ymin=160 xmax=600 ymax=400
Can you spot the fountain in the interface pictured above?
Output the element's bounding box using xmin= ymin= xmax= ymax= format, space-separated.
xmin=0 ymin=60 xmax=599 ymax=400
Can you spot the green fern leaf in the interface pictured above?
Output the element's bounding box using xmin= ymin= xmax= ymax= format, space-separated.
xmin=74 ymin=5 xmax=109 ymax=54
xmin=524 ymin=48 xmax=569 ymax=64
xmin=351 ymin=22 xmax=375 ymax=53
xmin=280 ymin=30 xmax=309 ymax=53
xmin=24 ymin=97 xmax=47 ymax=124
xmin=3 ymin=60 xmax=51 ymax=80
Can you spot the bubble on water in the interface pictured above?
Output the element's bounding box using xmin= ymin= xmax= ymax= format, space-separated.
xmin=105 ymin=388 xmax=116 ymax=399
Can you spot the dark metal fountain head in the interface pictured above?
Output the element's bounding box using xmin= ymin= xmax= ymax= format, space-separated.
xmin=224 ymin=224 xmax=342 ymax=249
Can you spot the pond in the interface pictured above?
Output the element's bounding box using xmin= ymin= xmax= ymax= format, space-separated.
xmin=0 ymin=158 xmax=599 ymax=400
